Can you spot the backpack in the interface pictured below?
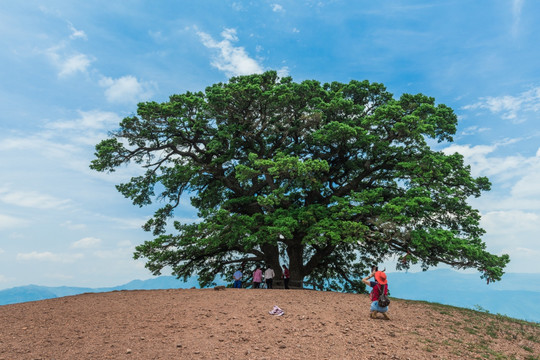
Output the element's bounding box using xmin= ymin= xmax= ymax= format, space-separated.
xmin=377 ymin=284 xmax=390 ymax=307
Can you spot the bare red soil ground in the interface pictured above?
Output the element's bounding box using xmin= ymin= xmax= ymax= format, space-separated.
xmin=1 ymin=288 xmax=538 ymax=359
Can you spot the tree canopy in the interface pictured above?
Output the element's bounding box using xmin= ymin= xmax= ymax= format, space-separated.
xmin=91 ymin=71 xmax=509 ymax=292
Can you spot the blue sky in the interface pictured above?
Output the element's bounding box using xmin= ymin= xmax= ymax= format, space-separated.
xmin=1 ymin=0 xmax=539 ymax=290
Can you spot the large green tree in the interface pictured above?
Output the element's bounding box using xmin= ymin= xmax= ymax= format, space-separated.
xmin=91 ymin=71 xmax=509 ymax=292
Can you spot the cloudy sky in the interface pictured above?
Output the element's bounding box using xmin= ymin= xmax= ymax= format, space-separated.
xmin=1 ymin=0 xmax=539 ymax=290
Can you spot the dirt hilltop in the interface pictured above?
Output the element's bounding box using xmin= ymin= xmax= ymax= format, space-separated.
xmin=1 ymin=288 xmax=538 ymax=359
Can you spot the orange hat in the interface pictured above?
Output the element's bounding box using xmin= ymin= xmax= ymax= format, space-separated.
xmin=375 ymin=271 xmax=387 ymax=285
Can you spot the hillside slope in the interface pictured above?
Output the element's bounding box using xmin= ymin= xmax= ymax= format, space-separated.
xmin=0 ymin=289 xmax=538 ymax=359
xmin=2 ymin=271 xmax=540 ymax=323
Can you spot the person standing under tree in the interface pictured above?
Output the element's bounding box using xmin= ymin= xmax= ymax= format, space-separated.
xmin=282 ymin=264 xmax=290 ymax=289
xmin=362 ymin=267 xmax=390 ymax=320
xmin=233 ymin=268 xmax=243 ymax=288
xmin=252 ymin=265 xmax=263 ymax=289
xmin=264 ymin=266 xmax=275 ymax=289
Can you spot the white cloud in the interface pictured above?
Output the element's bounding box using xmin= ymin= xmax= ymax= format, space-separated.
xmin=93 ymin=244 xmax=134 ymax=259
xmin=231 ymin=2 xmax=243 ymax=11
xmin=58 ymin=53 xmax=93 ymax=77
xmin=68 ymin=22 xmax=87 ymax=40
xmin=510 ymin=158 xmax=540 ymax=198
xmin=463 ymin=87 xmax=540 ymax=122
xmin=38 ymin=5 xmax=61 ymax=17
xmin=444 ymin=141 xmax=540 ymax=213
xmin=99 ymin=75 xmax=154 ymax=104
xmin=45 ymin=110 xmax=121 ymax=131
xmin=277 ymin=67 xmax=290 ymax=77
xmin=197 ymin=28 xmax=264 ymax=76
xmin=272 ymin=4 xmax=284 ymax=12
xmin=0 ymin=214 xmax=29 ymax=229
xmin=442 ymin=143 xmax=526 ymax=180
xmin=480 ymin=210 xmax=540 ymax=272
xmin=117 ymin=240 xmax=132 ymax=247
xmin=71 ymin=237 xmax=102 ymax=249
xmin=221 ymin=28 xmax=238 ymax=42
xmin=497 ymin=246 xmax=540 ymax=273
xmin=0 ymin=248 xmax=4 ymax=254
xmin=38 ymin=17 xmax=93 ymax=78
xmin=105 ymin=216 xmax=148 ymax=230
xmin=16 ymin=251 xmax=84 ymax=263
xmin=511 ymin=246 xmax=540 ymax=258
xmin=148 ymin=30 xmax=165 ymax=42
xmin=443 ymin=143 xmax=494 ymax=168
xmin=36 ymin=18 xmax=92 ymax=78
xmin=512 ymin=0 xmax=524 ymax=36
xmin=0 ymin=115 xmax=143 ymax=183
xmin=43 ymin=45 xmax=90 ymax=76
xmin=460 ymin=126 xmax=490 ymax=136
xmin=482 ymin=210 xmax=540 ymax=236
xmin=40 ymin=110 xmax=121 ymax=149
xmin=0 ymin=133 xmax=101 ymax=178
xmin=61 ymin=220 xmax=87 ymax=230
xmin=0 ymin=187 xmax=71 ymax=210
xmin=0 ymin=134 xmax=78 ymax=156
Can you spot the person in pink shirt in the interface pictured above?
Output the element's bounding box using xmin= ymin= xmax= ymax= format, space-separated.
xmin=252 ymin=265 xmax=263 ymax=289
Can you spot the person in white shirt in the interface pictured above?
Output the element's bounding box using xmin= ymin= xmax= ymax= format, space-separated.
xmin=264 ymin=266 xmax=275 ymax=289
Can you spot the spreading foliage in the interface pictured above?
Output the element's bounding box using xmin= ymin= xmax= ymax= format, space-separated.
xmin=91 ymin=71 xmax=509 ymax=291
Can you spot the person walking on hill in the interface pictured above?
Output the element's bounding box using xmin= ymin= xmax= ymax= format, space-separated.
xmin=253 ymin=265 xmax=263 ymax=289
xmin=264 ymin=266 xmax=275 ymax=289
xmin=233 ymin=268 xmax=243 ymax=288
xmin=282 ymin=264 xmax=290 ymax=289
xmin=362 ymin=268 xmax=390 ymax=320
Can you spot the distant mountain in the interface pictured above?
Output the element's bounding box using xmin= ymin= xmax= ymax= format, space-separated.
xmin=386 ymin=269 xmax=540 ymax=322
xmin=0 ymin=276 xmax=212 ymax=306
xmin=387 ymin=269 xmax=540 ymax=293
xmin=104 ymin=276 xmax=203 ymax=291
xmin=1 ymin=270 xmax=538 ymax=323
xmin=0 ymin=285 xmax=61 ymax=305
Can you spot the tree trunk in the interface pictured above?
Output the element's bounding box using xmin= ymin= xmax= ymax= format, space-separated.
xmin=286 ymin=241 xmax=305 ymax=289
xmin=260 ymin=243 xmax=282 ymax=282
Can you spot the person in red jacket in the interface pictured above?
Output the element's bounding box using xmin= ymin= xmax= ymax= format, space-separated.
xmin=281 ymin=265 xmax=290 ymax=289
xmin=362 ymin=267 xmax=390 ymax=320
